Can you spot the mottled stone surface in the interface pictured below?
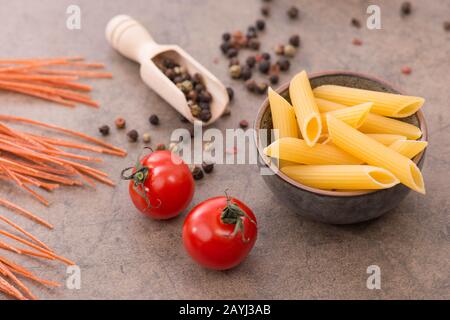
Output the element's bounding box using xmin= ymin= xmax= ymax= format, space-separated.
xmin=0 ymin=0 xmax=448 ymax=299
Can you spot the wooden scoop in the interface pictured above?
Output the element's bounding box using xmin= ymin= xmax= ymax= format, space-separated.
xmin=105 ymin=15 xmax=229 ymax=126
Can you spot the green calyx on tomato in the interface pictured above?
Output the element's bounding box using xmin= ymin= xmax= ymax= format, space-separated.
xmin=221 ymin=191 xmax=256 ymax=243
xmin=120 ymin=147 xmax=160 ymax=210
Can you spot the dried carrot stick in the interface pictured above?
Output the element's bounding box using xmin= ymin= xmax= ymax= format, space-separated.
xmin=0 ymin=229 xmax=74 ymax=265
xmin=0 ymin=74 xmax=78 ymax=82
xmin=0 ymin=275 xmax=26 ymax=300
xmin=41 ymin=80 xmax=92 ymax=92
xmin=0 ymin=239 xmax=22 ymax=254
xmin=0 ymin=198 xmax=53 ymax=229
xmin=0 ymin=56 xmax=83 ymax=65
xmin=65 ymin=61 xmax=105 ymax=69
xmin=0 ymin=257 xmax=60 ymax=287
xmin=0 ymin=115 xmax=127 ymax=154
xmin=0 ymin=261 xmax=37 ymax=300
xmin=0 ymin=59 xmax=69 ymax=73
xmin=0 ymin=215 xmax=51 ymax=251
xmin=0 ymin=84 xmax=76 ymax=107
xmin=36 ymin=69 xmax=113 ymax=78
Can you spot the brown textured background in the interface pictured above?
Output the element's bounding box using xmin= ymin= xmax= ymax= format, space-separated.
xmin=0 ymin=0 xmax=448 ymax=299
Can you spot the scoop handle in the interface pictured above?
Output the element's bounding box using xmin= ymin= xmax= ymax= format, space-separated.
xmin=105 ymin=15 xmax=158 ymax=63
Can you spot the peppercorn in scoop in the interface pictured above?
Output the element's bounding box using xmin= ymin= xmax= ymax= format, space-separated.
xmin=157 ymin=58 xmax=213 ymax=122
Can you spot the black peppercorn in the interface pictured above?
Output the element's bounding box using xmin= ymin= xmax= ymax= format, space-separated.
xmin=99 ymin=125 xmax=110 ymax=136
xmin=401 ymin=2 xmax=411 ymax=16
xmin=202 ymin=161 xmax=214 ymax=174
xmin=287 ymin=6 xmax=299 ymax=19
xmin=199 ymin=102 xmax=210 ymax=110
xmin=222 ymin=32 xmax=231 ymax=41
xmin=162 ymin=58 xmax=176 ymax=69
xmin=248 ymin=39 xmax=260 ymax=50
xmin=246 ymin=56 xmax=256 ymax=68
xmin=187 ymin=90 xmax=198 ymax=101
xmin=229 ymin=57 xmax=240 ymax=66
xmin=261 ymin=5 xmax=270 ymax=16
xmin=256 ymin=19 xmax=265 ymax=31
xmin=199 ymin=91 xmax=212 ymax=103
xmin=241 ymin=66 xmax=252 ymax=80
xmin=256 ymin=82 xmax=268 ymax=95
xmin=351 ymin=18 xmax=361 ymax=28
xmin=220 ymin=42 xmax=230 ymax=54
xmin=289 ymin=34 xmax=300 ymax=47
xmin=444 ymin=21 xmax=450 ymax=31
xmin=192 ymin=166 xmax=204 ymax=180
xmin=195 ymin=83 xmax=205 ymax=92
xmin=277 ymin=58 xmax=290 ymax=71
xmin=245 ymin=79 xmax=257 ymax=92
xmin=269 ymin=74 xmax=279 ymax=85
xmin=199 ymin=109 xmax=212 ymax=122
xmin=262 ymin=52 xmax=271 ymax=60
xmin=259 ymin=60 xmax=271 ymax=74
xmin=239 ymin=119 xmax=249 ymax=129
xmin=226 ymin=87 xmax=234 ymax=101
xmin=226 ymin=48 xmax=238 ymax=58
xmin=149 ymin=114 xmax=159 ymax=125
xmin=192 ymin=73 xmax=203 ymax=84
xmin=127 ymin=130 xmax=138 ymax=142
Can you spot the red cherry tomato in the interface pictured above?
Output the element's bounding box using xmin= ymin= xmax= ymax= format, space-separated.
xmin=122 ymin=149 xmax=194 ymax=220
xmin=182 ymin=195 xmax=257 ymax=270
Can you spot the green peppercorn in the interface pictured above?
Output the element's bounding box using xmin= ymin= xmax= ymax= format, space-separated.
xmin=191 ymin=104 xmax=202 ymax=117
xmin=229 ymin=65 xmax=241 ymax=79
xmin=239 ymin=119 xmax=249 ymax=129
xmin=180 ymin=80 xmax=193 ymax=93
xmin=142 ymin=132 xmax=151 ymax=143
xmin=284 ymin=44 xmax=297 ymax=57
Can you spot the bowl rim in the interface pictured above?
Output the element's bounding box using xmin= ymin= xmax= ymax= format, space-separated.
xmin=254 ymin=70 xmax=428 ymax=198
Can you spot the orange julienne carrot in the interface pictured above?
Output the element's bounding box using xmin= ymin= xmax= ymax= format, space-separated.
xmin=0 ymin=261 xmax=37 ymax=300
xmin=0 ymin=198 xmax=53 ymax=229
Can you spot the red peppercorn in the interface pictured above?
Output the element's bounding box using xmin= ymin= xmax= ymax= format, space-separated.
xmin=239 ymin=120 xmax=249 ymax=129
xmin=401 ymin=66 xmax=412 ymax=75
xmin=352 ymin=38 xmax=363 ymax=46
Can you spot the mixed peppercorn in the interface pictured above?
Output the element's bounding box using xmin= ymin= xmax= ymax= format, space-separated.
xmin=156 ymin=57 xmax=214 ymax=123
xmin=219 ymin=1 xmax=300 ymax=96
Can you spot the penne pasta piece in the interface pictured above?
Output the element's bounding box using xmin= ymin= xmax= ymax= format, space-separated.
xmin=327 ymin=115 xmax=425 ymax=194
xmin=316 ymin=98 xmax=422 ymax=139
xmin=389 ymin=140 xmax=428 ymax=159
xmin=268 ymin=87 xmax=299 ymax=139
xmin=263 ymin=137 xmax=362 ymax=165
xmin=313 ymin=85 xmax=425 ymax=118
xmin=359 ymin=113 xmax=422 ymax=139
xmin=289 ymin=71 xmax=322 ymax=146
xmin=282 ymin=165 xmax=400 ymax=190
xmin=320 ymin=102 xmax=372 ymax=133
xmin=315 ymin=98 xmax=346 ymax=113
xmin=365 ymin=134 xmax=407 ymax=146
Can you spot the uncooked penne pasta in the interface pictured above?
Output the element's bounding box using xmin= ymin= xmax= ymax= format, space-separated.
xmin=315 ymin=98 xmax=346 ymax=113
xmin=289 ymin=71 xmax=321 ymax=146
xmin=314 ymin=85 xmax=425 ymax=118
xmin=359 ymin=113 xmax=422 ymax=139
xmin=316 ymin=98 xmax=423 ymax=139
xmin=264 ymin=137 xmax=361 ymax=165
xmin=389 ymin=140 xmax=428 ymax=159
xmin=327 ymin=115 xmax=425 ymax=194
xmin=282 ymin=165 xmax=400 ymax=190
xmin=320 ymin=102 xmax=372 ymax=133
xmin=268 ymin=87 xmax=299 ymax=139
xmin=365 ymin=134 xmax=407 ymax=146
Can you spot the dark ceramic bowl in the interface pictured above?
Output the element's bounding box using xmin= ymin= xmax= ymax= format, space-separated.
xmin=255 ymin=71 xmax=427 ymax=224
